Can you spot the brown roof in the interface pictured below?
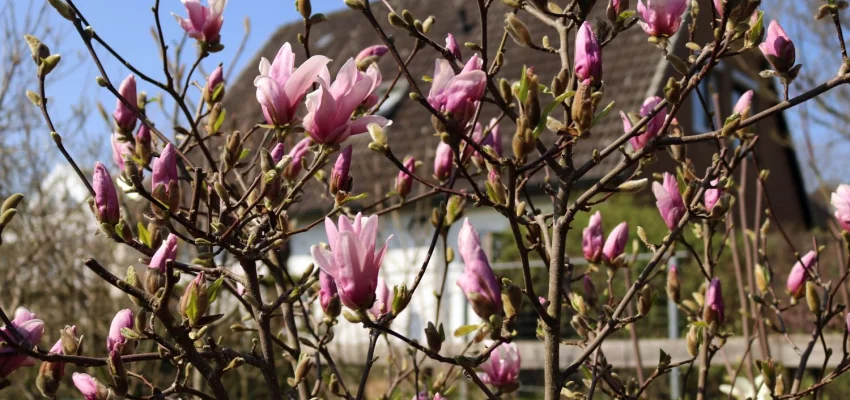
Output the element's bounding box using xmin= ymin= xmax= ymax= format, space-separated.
xmin=224 ymin=1 xmax=770 ymax=216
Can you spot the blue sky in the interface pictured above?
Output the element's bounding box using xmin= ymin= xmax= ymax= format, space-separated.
xmin=45 ymin=0 xmax=346 ymax=158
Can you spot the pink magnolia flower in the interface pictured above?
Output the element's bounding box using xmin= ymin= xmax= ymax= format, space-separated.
xmin=831 ymin=184 xmax=850 ymax=232
xmin=319 ymin=271 xmax=338 ymax=315
xmin=254 ymin=43 xmax=331 ymax=126
xmin=456 ymin=219 xmax=502 ymax=319
xmin=787 ymin=250 xmax=817 ymax=297
xmin=434 ymin=141 xmax=453 ymax=181
xmin=330 ymin=145 xmax=353 ymax=194
xmin=610 ymin=0 xmax=628 ymax=15
xmin=582 ymin=211 xmax=604 ymax=263
xmin=355 ymin=45 xmax=389 ymax=64
xmin=311 ymin=213 xmax=392 ymax=310
xmin=846 ymin=313 xmax=850 ymax=333
xmin=427 ymin=59 xmax=487 ymax=128
xmin=759 ymin=20 xmax=796 ymax=73
xmin=0 ymin=308 xmax=44 ymax=378
xmin=621 ymin=96 xmax=667 ymax=151
xmin=575 ymin=22 xmax=602 ymax=85
xmin=637 ymin=0 xmax=688 ymax=37
xmin=303 ymin=59 xmax=389 ymax=145
xmin=602 ymin=221 xmax=628 ymax=264
xmin=653 ymin=173 xmax=686 ymax=230
xmin=396 ymin=157 xmax=416 ymax=198
xmin=113 ymin=74 xmax=137 ymax=133
xmin=152 ymin=143 xmax=178 ymax=193
xmin=446 ymin=33 xmax=462 ymax=60
xmin=704 ymin=278 xmax=725 ymax=324
xmin=369 ymin=277 xmax=391 ymax=318
xmin=479 ymin=341 xmax=520 ymax=388
xmin=704 ymin=178 xmax=721 ymax=212
xmin=111 ymin=134 xmax=135 ymax=172
xmin=73 ymin=373 xmax=105 ymax=400
xmin=172 ymin=0 xmax=226 ymax=44
xmin=149 ymin=233 xmax=179 ymax=273
xmin=107 ymin=309 xmax=134 ymax=354
xmin=93 ymin=162 xmax=120 ymax=225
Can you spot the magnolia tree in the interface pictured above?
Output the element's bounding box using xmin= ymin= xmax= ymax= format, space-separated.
xmin=3 ymin=0 xmax=850 ymax=398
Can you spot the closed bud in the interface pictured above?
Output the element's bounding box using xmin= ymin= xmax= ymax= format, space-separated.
xmin=569 ymin=292 xmax=588 ymax=316
xmin=686 ymin=325 xmax=700 ymax=357
xmin=485 ymin=169 xmax=507 ymax=205
xmin=761 ymin=358 xmax=777 ymax=392
xmin=179 ymin=273 xmax=210 ymax=325
xmin=344 ymin=0 xmax=365 ymax=10
xmin=505 ymin=14 xmax=532 ymax=47
xmin=571 ymin=83 xmax=594 ymax=134
xmin=24 ymin=35 xmax=50 ymax=65
xmin=125 ymin=266 xmax=144 ymax=306
xmin=501 ymin=281 xmax=523 ymax=318
xmin=755 ymin=263 xmax=769 ymax=293
xmin=666 ymin=264 xmax=680 ymax=303
xmin=425 ymin=321 xmax=444 ymax=353
xmin=616 ymin=178 xmax=649 ymax=193
xmin=638 ymin=285 xmax=652 ymax=315
xmin=523 ymin=69 xmax=541 ymax=127
xmin=489 ymin=313 xmax=503 ymax=339
xmin=368 ymin=122 xmax=387 ymax=146
xmin=805 ymin=281 xmax=820 ymax=314
xmin=294 ymin=354 xmax=314 ymax=383
xmin=582 ymin=276 xmax=598 ymax=307
xmin=296 ymin=0 xmax=311 ymax=18
xmin=512 ymin=117 xmax=535 ymax=160
xmin=571 ymin=315 xmax=588 ymax=338
xmin=108 ymin=350 xmax=128 ymax=396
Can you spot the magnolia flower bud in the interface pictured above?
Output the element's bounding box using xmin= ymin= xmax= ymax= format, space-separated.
xmin=666 ymin=264 xmax=680 ymax=303
xmin=329 ymin=145 xmax=353 ymax=195
xmin=703 ymin=278 xmax=725 ymax=325
xmin=805 ymin=281 xmax=820 ymax=314
xmin=113 ymin=74 xmax=138 ymax=133
xmin=686 ymin=325 xmax=700 ymax=357
xmin=759 ymin=20 xmax=796 ymax=74
xmin=512 ymin=117 xmax=535 ymax=161
xmin=204 ymin=65 xmax=225 ymax=105
xmin=755 ymin=263 xmax=769 ymax=293
xmin=583 ymin=276 xmax=598 ymax=307
xmin=485 ymin=169 xmax=507 ymax=205
xmin=396 ymin=156 xmax=416 ymax=198
xmin=582 ymin=212 xmax=604 ymax=263
xmin=571 ymin=82 xmax=594 ymax=134
xmin=107 ymin=350 xmax=128 ymax=396
xmin=602 ymin=222 xmax=628 ymax=266
xmin=501 ymin=280 xmax=523 ymax=318
xmin=179 ymin=273 xmax=210 ymax=326
xmin=434 ymin=141 xmax=453 ymax=181
xmin=93 ymin=162 xmax=120 ymax=225
xmin=425 ymin=321 xmax=444 ymax=353
xmin=575 ymin=22 xmax=602 ymax=84
xmin=638 ymin=285 xmax=652 ymax=316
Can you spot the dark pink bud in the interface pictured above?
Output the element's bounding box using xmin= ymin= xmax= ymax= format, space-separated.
xmin=787 ymin=250 xmax=817 ymax=297
xmin=319 ymin=271 xmax=339 ymax=316
xmin=434 ymin=141 xmax=453 ymax=181
xmin=445 ymin=33 xmax=462 ymax=61
xmin=355 ymin=45 xmax=389 ymax=64
xmin=759 ymin=20 xmax=796 ymax=73
xmin=149 ymin=233 xmax=178 ymax=274
xmin=330 ymin=145 xmax=353 ymax=194
xmin=396 ymin=157 xmax=416 ymax=198
xmin=113 ymin=74 xmax=137 ymax=133
xmin=456 ymin=219 xmax=502 ymax=319
xmin=270 ymin=143 xmax=286 ymax=164
xmin=205 ymin=65 xmax=225 ymax=104
xmin=72 ymin=373 xmax=103 ymax=400
xmin=106 ymin=309 xmax=134 ymax=354
xmin=582 ymin=211 xmax=604 ymax=263
xmin=704 ymin=278 xmax=725 ymax=325
xmin=152 ymin=144 xmax=178 ymax=193
xmin=284 ymin=137 xmax=312 ymax=180
xmin=93 ymin=162 xmax=120 ymax=225
xmin=575 ymin=22 xmax=602 ymax=84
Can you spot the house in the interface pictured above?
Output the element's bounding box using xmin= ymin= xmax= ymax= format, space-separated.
xmin=221 ymin=0 xmax=812 ymax=363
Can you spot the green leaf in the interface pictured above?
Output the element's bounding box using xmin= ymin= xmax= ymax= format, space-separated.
xmin=120 ymin=327 xmax=142 ymax=340
xmin=213 ymin=108 xmax=227 ymax=133
xmin=591 ymin=101 xmax=615 ymax=129
xmin=137 ymin=222 xmax=152 ymax=248
xmin=518 ymin=65 xmax=529 ymax=103
xmin=533 ymin=90 xmax=575 ymax=138
xmin=207 ymin=277 xmax=226 ymax=303
xmin=453 ymin=324 xmax=479 ymax=337
xmin=185 ymin=289 xmax=199 ymax=325
xmin=238 ymin=148 xmax=251 ymax=161
xmin=617 ymin=10 xmax=636 ymax=24
xmin=341 ymin=192 xmax=369 ymax=204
